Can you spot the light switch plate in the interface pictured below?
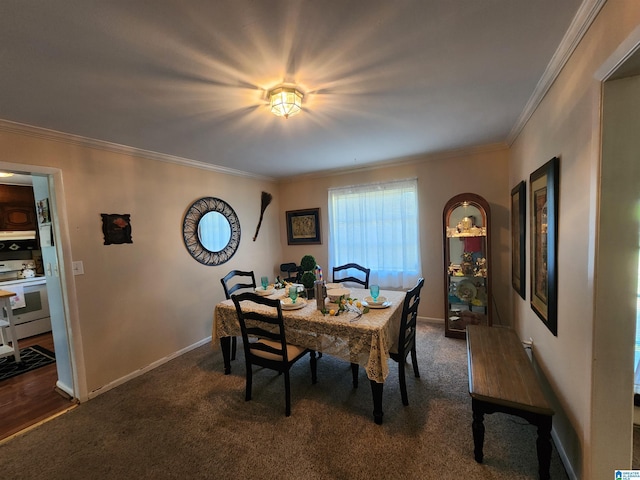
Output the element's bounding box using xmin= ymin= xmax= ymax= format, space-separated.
xmin=72 ymin=261 xmax=84 ymax=275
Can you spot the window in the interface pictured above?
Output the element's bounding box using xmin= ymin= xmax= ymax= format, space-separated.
xmin=328 ymin=178 xmax=421 ymax=289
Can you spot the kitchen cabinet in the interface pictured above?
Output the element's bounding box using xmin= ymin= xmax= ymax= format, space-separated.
xmin=443 ymin=193 xmax=492 ymax=338
xmin=0 ymin=185 xmax=37 ymax=231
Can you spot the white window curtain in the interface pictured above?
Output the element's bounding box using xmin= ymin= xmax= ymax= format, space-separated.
xmin=328 ymin=178 xmax=421 ymax=289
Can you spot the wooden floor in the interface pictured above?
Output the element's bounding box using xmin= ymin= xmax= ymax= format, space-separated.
xmin=0 ymin=332 xmax=76 ymax=442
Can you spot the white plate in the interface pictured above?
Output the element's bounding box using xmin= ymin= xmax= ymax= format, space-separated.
xmin=325 ymin=283 xmax=343 ymax=290
xmin=456 ymin=280 xmax=477 ymax=302
xmin=281 ymin=298 xmax=306 ymax=310
xmin=254 ymin=287 xmax=275 ymax=296
xmin=363 ymin=295 xmax=387 ymax=306
xmin=362 ymin=300 xmax=391 ymax=309
xmin=326 ymin=288 xmax=350 ymax=302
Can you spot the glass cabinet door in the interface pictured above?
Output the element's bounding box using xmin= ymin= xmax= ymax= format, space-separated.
xmin=443 ymin=193 xmax=492 ymax=338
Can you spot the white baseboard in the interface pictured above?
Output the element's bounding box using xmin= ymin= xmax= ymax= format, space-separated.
xmin=418 ymin=316 xmax=444 ymax=324
xmin=87 ymin=336 xmax=212 ymax=400
xmin=56 ymin=380 xmax=74 ymax=398
xmin=551 ymin=428 xmax=577 ymax=480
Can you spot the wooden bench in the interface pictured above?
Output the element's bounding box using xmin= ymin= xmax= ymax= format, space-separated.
xmin=466 ymin=324 xmax=555 ymax=480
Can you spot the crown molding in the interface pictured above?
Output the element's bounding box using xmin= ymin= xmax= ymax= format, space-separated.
xmin=0 ymin=119 xmax=275 ymax=182
xmin=506 ymin=0 xmax=607 ymax=145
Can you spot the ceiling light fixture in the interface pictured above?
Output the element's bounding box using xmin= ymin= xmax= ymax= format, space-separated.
xmin=269 ymin=86 xmax=303 ymax=119
xmin=0 ymin=172 xmax=14 ymax=178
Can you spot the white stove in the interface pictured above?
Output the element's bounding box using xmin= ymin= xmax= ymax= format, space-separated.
xmin=0 ymin=259 xmax=38 ymax=283
xmin=0 ymin=259 xmax=50 ymax=339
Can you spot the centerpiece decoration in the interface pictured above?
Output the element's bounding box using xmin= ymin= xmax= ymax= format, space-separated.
xmin=322 ymin=294 xmax=370 ymax=317
xmin=300 ymin=254 xmax=318 ymax=298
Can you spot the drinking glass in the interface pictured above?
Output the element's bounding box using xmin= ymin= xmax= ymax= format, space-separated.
xmin=261 ymin=276 xmax=269 ymax=290
xmin=370 ymin=285 xmax=380 ymax=302
xmin=289 ymin=286 xmax=298 ymax=304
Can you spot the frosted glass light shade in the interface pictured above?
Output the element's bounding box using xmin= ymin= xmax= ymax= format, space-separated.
xmin=269 ymin=87 xmax=303 ymax=119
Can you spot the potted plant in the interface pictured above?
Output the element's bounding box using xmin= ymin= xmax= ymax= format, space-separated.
xmin=300 ymin=254 xmax=317 ymax=298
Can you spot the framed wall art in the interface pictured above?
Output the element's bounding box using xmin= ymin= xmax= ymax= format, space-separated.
xmin=511 ymin=181 xmax=526 ymax=299
xmin=286 ymin=208 xmax=321 ymax=245
xmin=529 ymin=157 xmax=559 ymax=335
xmin=101 ymin=213 xmax=132 ymax=245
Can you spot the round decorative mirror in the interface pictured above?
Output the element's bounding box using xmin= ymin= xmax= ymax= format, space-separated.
xmin=183 ymin=197 xmax=240 ymax=266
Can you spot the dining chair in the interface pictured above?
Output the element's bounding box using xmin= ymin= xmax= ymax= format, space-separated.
xmin=390 ymin=277 xmax=425 ymax=406
xmin=332 ymin=263 xmax=370 ymax=386
xmin=220 ymin=270 xmax=257 ymax=361
xmin=231 ymin=292 xmax=317 ymax=416
xmin=279 ymin=262 xmax=301 ymax=283
xmin=332 ymin=263 xmax=371 ymax=289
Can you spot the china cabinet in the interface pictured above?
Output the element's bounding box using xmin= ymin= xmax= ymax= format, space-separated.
xmin=443 ymin=193 xmax=491 ymax=338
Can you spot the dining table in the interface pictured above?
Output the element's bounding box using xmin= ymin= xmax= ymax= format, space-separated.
xmin=213 ymin=286 xmax=407 ymax=424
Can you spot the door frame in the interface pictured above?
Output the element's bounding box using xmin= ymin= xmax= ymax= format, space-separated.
xmin=0 ymin=160 xmax=85 ymax=401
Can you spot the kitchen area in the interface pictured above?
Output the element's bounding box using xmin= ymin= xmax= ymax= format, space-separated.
xmin=0 ymin=175 xmax=71 ymax=442
xmin=0 ymin=182 xmax=51 ymax=344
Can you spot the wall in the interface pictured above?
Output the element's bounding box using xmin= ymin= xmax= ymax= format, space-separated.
xmin=509 ymin=2 xmax=640 ymax=478
xmin=277 ymin=145 xmax=510 ymax=326
xmin=0 ymin=128 xmax=279 ymax=398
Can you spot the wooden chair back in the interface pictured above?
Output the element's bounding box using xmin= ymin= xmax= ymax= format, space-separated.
xmin=397 ymin=277 xmax=425 ymax=359
xmin=231 ymin=292 xmax=317 ymax=416
xmin=221 ymin=270 xmax=256 ymax=299
xmin=332 ymin=263 xmax=371 ymax=289
xmin=279 ymin=263 xmax=301 ymax=283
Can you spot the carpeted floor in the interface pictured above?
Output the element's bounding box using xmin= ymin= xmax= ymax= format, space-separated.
xmin=0 ymin=322 xmax=568 ymax=479
xmin=0 ymin=345 xmax=55 ymax=381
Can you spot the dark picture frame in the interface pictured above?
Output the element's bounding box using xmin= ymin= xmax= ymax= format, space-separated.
xmin=511 ymin=181 xmax=526 ymax=299
xmin=286 ymin=208 xmax=321 ymax=245
xmin=529 ymin=157 xmax=559 ymax=335
xmin=101 ymin=213 xmax=133 ymax=245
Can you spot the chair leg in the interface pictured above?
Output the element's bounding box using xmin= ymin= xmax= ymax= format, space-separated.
xmin=310 ymin=351 xmax=317 ymax=384
xmin=284 ymin=371 xmax=291 ymax=416
xmin=398 ymin=360 xmax=409 ymax=406
xmin=411 ymin=346 xmax=420 ymax=378
xmin=351 ymin=363 xmax=359 ymax=388
xmin=231 ymin=336 xmax=237 ymax=361
xmin=245 ymin=364 xmax=253 ymax=402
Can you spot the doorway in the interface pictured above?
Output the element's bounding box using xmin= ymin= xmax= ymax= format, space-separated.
xmin=600 ymin=61 xmax=640 ymax=468
xmin=0 ymin=166 xmax=77 ymax=438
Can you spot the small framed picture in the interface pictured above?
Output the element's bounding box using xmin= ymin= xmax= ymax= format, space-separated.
xmin=286 ymin=208 xmax=321 ymax=245
xmin=511 ymin=181 xmax=526 ymax=299
xmin=101 ymin=214 xmax=132 ymax=245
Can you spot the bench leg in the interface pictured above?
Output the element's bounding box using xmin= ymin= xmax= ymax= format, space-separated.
xmin=471 ymin=398 xmax=485 ymax=463
xmin=536 ymin=416 xmax=553 ymax=480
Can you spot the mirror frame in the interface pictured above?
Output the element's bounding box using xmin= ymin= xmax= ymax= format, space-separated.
xmin=183 ymin=197 xmax=240 ymax=266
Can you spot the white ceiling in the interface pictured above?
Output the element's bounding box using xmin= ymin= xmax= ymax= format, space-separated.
xmin=0 ymin=0 xmax=589 ymax=179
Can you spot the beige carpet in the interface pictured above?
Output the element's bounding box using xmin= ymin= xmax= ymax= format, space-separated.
xmin=0 ymin=322 xmax=568 ymax=479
